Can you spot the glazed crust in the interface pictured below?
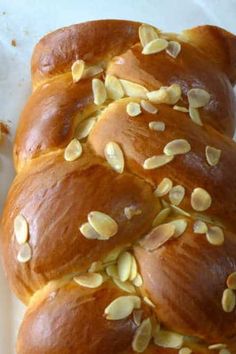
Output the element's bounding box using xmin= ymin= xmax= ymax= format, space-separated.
xmin=1 ymin=19 xmax=236 ymax=354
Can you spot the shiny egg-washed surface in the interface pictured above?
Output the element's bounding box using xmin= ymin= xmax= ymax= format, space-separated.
xmin=0 ymin=20 xmax=236 ymax=354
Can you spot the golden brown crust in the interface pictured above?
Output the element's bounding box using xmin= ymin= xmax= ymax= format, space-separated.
xmin=1 ymin=19 xmax=236 ymax=354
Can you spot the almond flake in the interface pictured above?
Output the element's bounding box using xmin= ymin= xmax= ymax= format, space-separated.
xmin=147 ymin=84 xmax=181 ymax=105
xmin=106 ymin=264 xmax=119 ymax=279
xmin=132 ymin=318 xmax=152 ymax=353
xmin=227 ymin=272 xmax=236 ymax=290
xmin=219 ymin=350 xmax=231 ymax=354
xmin=117 ymin=251 xmax=133 ymax=282
xmin=79 ymin=222 xmax=100 ymax=239
xmin=154 ymin=178 xmax=173 ymax=197
xmin=105 ymin=75 xmax=124 ymax=100
xmin=124 ymin=206 xmax=142 ymax=220
xmin=133 ymin=310 xmax=143 ymax=326
xmin=64 ymin=138 xmax=82 ymax=161
xmin=143 ymin=155 xmax=174 ymax=169
xmin=193 ymin=220 xmax=208 ymax=234
xmin=205 ymin=146 xmax=221 ymax=166
xmin=169 ymin=219 xmax=188 ymax=237
xmin=133 ymin=274 xmax=143 ymax=287
xmin=149 ymin=121 xmax=165 ymax=132
xmin=164 ymin=139 xmax=191 ymax=156
xmin=88 ymin=261 xmax=103 ymax=273
xmin=154 ymin=330 xmax=184 ymax=349
xmin=152 ymin=208 xmax=171 ymax=227
xmin=187 ymin=88 xmax=210 ymax=108
xmin=17 ymin=243 xmax=32 ymax=263
xmin=169 ymin=185 xmax=185 ymax=205
xmin=71 ymin=60 xmax=85 ymax=82
xmin=189 ymin=107 xmax=203 ymax=126
xmin=141 ymin=100 xmax=158 ymax=114
xmin=103 ymin=247 xmax=124 ymax=263
xmin=104 ymin=141 xmax=125 ymax=174
xmin=76 ymin=117 xmax=97 ymax=140
xmin=127 ymin=102 xmax=142 ymax=117
xmin=143 ymin=296 xmax=155 ymax=308
xmin=171 ymin=205 xmax=190 ymax=217
xmin=14 ymin=214 xmax=28 ymax=245
xmin=92 ymin=78 xmax=107 ymax=105
xmin=120 ymin=80 xmax=148 ymax=99
xmin=74 ymin=272 xmax=103 ymax=288
xmin=104 ymin=295 xmax=141 ymax=320
xmin=173 ymin=105 xmax=189 ymax=112
xmin=142 ymin=38 xmax=168 ymax=55
xmin=83 ymin=65 xmax=103 ymax=78
xmin=140 ymin=223 xmax=175 ymax=251
xmin=191 ymin=188 xmax=212 ymax=211
xmin=206 ymin=226 xmax=224 ymax=246
xmin=88 ymin=211 xmax=118 ymax=239
xmin=129 ymin=256 xmax=138 ymax=281
xmin=179 ymin=348 xmax=192 ymax=354
xmin=166 ymin=41 xmax=181 ymax=58
xmin=222 ymin=288 xmax=236 ymax=312
xmin=139 ymin=24 xmax=159 ymax=47
xmin=113 ymin=278 xmax=136 ymax=294
xmin=208 ymin=344 xmax=227 ymax=350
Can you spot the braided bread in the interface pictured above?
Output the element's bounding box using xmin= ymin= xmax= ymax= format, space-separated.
xmin=1 ymin=19 xmax=236 ymax=354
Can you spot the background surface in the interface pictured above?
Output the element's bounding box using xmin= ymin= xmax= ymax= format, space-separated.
xmin=0 ymin=0 xmax=236 ymax=352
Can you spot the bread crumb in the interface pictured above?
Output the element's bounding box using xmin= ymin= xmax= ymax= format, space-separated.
xmin=11 ymin=39 xmax=17 ymax=47
xmin=0 ymin=122 xmax=10 ymax=135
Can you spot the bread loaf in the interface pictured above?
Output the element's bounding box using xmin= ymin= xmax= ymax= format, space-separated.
xmin=1 ymin=19 xmax=236 ymax=354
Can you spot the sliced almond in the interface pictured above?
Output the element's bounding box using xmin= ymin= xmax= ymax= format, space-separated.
xmin=133 ymin=310 xmax=143 ymax=326
xmin=88 ymin=211 xmax=118 ymax=239
xmin=129 ymin=256 xmax=138 ymax=281
xmin=124 ymin=206 xmax=142 ymax=220
xmin=104 ymin=295 xmax=141 ymax=320
xmin=189 ymin=107 xmax=203 ymax=126
xmin=143 ymin=155 xmax=174 ymax=169
xmin=143 ymin=296 xmax=155 ymax=308
xmin=222 ymin=288 xmax=236 ymax=313
xmin=79 ymin=222 xmax=100 ymax=240
xmin=14 ymin=214 xmax=28 ymax=245
xmin=205 ymin=146 xmax=221 ymax=166
xmin=71 ymin=59 xmax=85 ymax=82
xmin=83 ymin=65 xmax=103 ymax=78
xmin=120 ymin=79 xmax=148 ymax=99
xmin=142 ymin=38 xmax=168 ymax=55
xmin=208 ymin=344 xmax=227 ymax=350
xmin=76 ymin=117 xmax=97 ymax=140
xmin=147 ymin=84 xmax=181 ymax=105
xmin=154 ymin=178 xmax=173 ymax=197
xmin=140 ymin=223 xmax=175 ymax=251
xmin=117 ymin=251 xmax=133 ymax=282
xmin=173 ymin=105 xmax=189 ymax=112
xmin=103 ymin=246 xmax=124 ymax=263
xmin=179 ymin=348 xmax=192 ymax=354
xmin=92 ymin=78 xmax=107 ymax=105
xmin=227 ymin=272 xmax=236 ymax=290
xmin=169 ymin=219 xmax=188 ymax=237
xmin=141 ymin=100 xmax=158 ymax=114
xmin=169 ymin=185 xmax=185 ymax=205
xmin=88 ymin=261 xmax=103 ymax=273
xmin=127 ymin=102 xmax=142 ymax=117
xmin=133 ymin=274 xmax=143 ymax=287
xmin=64 ymin=138 xmax=82 ymax=161
xmin=17 ymin=243 xmax=32 ymax=263
xmin=191 ymin=188 xmax=212 ymax=211
xmin=132 ymin=318 xmax=152 ymax=353
xmin=154 ymin=330 xmax=184 ymax=349
xmin=139 ymin=24 xmax=159 ymax=47
xmin=113 ymin=278 xmax=136 ymax=294
xmin=74 ymin=272 xmax=103 ymax=288
xmin=149 ymin=121 xmax=165 ymax=132
xmin=206 ymin=226 xmax=224 ymax=246
xmin=152 ymin=208 xmax=171 ymax=227
xmin=187 ymin=88 xmax=210 ymax=108
xmin=105 ymin=75 xmax=124 ymax=100
xmin=219 ymin=350 xmax=231 ymax=354
xmin=171 ymin=205 xmax=190 ymax=217
xmin=193 ymin=220 xmax=208 ymax=234
xmin=164 ymin=139 xmax=191 ymax=156
xmin=104 ymin=141 xmax=125 ymax=174
xmin=166 ymin=41 xmax=181 ymax=58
